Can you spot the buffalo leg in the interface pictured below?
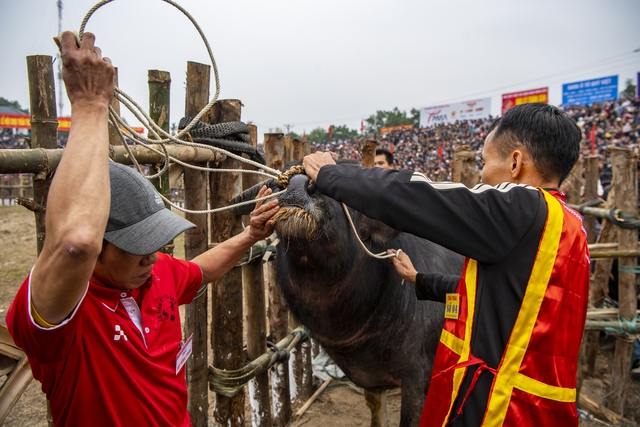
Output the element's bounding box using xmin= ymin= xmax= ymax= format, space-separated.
xmin=364 ymin=389 xmax=388 ymax=427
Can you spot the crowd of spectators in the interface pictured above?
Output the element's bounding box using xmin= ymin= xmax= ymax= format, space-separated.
xmin=2 ymin=98 xmax=639 ymax=183
xmin=312 ymin=98 xmax=640 ymax=182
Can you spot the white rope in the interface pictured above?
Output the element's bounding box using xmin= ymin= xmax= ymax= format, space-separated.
xmin=341 ymin=203 xmax=402 ymax=260
xmin=76 ymin=0 xmax=284 ymax=215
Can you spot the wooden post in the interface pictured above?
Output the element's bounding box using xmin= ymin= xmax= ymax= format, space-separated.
xmin=583 ymin=156 xmax=599 ymax=243
xmin=210 ymin=99 xmax=245 ymax=427
xmin=148 ymin=69 xmax=173 ymax=255
xmin=563 ymin=159 xmax=584 ymax=205
xmin=284 ymin=135 xmax=294 ymax=166
xmin=451 ymin=146 xmax=476 ymax=188
xmin=264 ymin=132 xmax=291 ymax=426
xmin=27 ymin=55 xmax=58 ymax=255
xmin=292 ymin=138 xmax=310 ymax=162
xmin=244 ymin=124 xmax=272 ymax=427
xmin=27 ymin=54 xmax=58 ymax=427
xmin=580 ymin=156 xmax=601 ymax=384
xmin=108 ymin=68 xmax=121 ymax=146
xmin=604 ymin=148 xmax=638 ymax=415
xmin=362 ymin=140 xmax=378 ymax=168
xmin=183 ymin=61 xmax=210 ymax=427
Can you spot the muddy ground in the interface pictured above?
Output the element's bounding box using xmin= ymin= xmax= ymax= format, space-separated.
xmin=0 ymin=205 xmax=638 ymax=426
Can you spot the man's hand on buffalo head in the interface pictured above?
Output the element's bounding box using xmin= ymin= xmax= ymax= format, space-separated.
xmin=248 ymin=185 xmax=280 ymax=241
xmin=303 ymin=152 xmax=337 ymax=182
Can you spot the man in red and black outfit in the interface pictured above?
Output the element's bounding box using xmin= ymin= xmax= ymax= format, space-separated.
xmin=303 ymin=103 xmax=589 ymax=426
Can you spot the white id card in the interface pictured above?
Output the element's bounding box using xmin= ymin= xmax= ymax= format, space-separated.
xmin=176 ymin=333 xmax=194 ymax=375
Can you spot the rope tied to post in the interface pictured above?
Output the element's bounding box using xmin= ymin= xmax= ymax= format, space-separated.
xmin=603 ymin=314 xmax=639 ymax=337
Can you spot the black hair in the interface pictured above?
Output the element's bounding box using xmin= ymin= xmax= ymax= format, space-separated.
xmin=488 ymin=103 xmax=581 ymax=185
xmin=375 ymin=149 xmax=394 ymax=165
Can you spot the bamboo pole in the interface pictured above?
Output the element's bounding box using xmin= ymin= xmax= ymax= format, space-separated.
xmin=26 ymin=54 xmax=57 ymax=427
xmin=264 ymin=132 xmax=291 ymax=427
xmin=0 ymin=145 xmax=222 ymax=175
xmin=209 ymin=99 xmax=245 ymax=427
xmin=183 ymin=61 xmax=211 ymax=427
xmin=148 ymin=69 xmax=173 ymax=255
xmin=451 ymin=146 xmax=476 ymax=188
xmin=604 ymin=148 xmax=638 ymax=416
xmin=243 ymin=123 xmax=272 ymax=427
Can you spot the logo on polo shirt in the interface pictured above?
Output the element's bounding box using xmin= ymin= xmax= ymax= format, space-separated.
xmin=156 ymin=294 xmax=177 ymax=322
xmin=114 ymin=325 xmax=128 ymax=341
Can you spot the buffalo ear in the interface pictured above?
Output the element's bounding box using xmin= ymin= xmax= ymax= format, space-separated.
xmin=358 ymin=216 xmax=399 ymax=246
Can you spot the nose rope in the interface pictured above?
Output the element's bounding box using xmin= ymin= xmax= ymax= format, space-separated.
xmin=341 ymin=203 xmax=403 ymax=260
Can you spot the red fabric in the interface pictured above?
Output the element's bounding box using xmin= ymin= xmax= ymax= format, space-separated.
xmin=328 ymin=125 xmax=333 ymax=138
xmin=438 ymin=144 xmax=443 ymax=164
xmin=590 ymin=123 xmax=597 ymax=155
xmin=303 ymin=130 xmax=306 ymax=141
xmin=360 ymin=120 xmax=364 ymax=132
xmin=6 ymin=253 xmax=202 ymax=427
xmin=419 ymin=191 xmax=588 ymax=427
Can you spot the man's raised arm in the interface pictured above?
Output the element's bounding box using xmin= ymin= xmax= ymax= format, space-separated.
xmin=30 ymin=31 xmax=115 ymax=325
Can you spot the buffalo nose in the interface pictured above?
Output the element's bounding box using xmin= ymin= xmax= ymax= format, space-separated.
xmin=288 ymin=174 xmax=311 ymax=192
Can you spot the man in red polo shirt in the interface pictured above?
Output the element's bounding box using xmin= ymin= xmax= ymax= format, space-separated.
xmin=6 ymin=31 xmax=279 ymax=427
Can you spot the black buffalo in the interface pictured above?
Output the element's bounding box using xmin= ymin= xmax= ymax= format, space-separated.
xmin=234 ymin=171 xmax=463 ymax=427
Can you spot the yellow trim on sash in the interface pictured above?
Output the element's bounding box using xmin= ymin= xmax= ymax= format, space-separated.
xmin=440 ymin=329 xmax=464 ymax=356
xmin=514 ymin=373 xmax=576 ymax=403
xmin=440 ymin=259 xmax=478 ymax=427
xmin=483 ymin=191 xmax=564 ymax=426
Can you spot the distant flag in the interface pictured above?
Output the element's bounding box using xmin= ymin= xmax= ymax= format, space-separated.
xmin=360 ymin=120 xmax=364 ymax=133
xmin=303 ymin=130 xmax=306 ymax=141
xmin=590 ymin=123 xmax=597 ymax=155
xmin=328 ymin=125 xmax=333 ymax=138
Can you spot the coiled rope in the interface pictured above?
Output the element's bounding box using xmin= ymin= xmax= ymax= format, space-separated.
xmin=77 ymin=0 xmax=289 ymax=215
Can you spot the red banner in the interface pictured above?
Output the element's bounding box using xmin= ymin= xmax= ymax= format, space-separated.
xmin=0 ymin=113 xmax=144 ymax=134
xmin=501 ymin=87 xmax=548 ymax=115
xmin=380 ymin=123 xmax=413 ymax=134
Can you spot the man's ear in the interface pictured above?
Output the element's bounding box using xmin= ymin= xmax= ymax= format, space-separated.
xmin=510 ymin=150 xmax=524 ymax=179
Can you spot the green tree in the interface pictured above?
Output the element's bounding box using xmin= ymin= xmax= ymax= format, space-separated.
xmin=410 ymin=108 xmax=421 ymax=128
xmin=331 ymin=124 xmax=358 ymax=140
xmin=0 ymin=97 xmax=28 ymax=113
xmin=307 ymin=127 xmax=328 ymax=143
xmin=364 ymin=107 xmax=413 ymax=133
xmin=620 ymin=78 xmax=637 ymax=100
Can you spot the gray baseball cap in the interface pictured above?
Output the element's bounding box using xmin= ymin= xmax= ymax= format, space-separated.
xmin=104 ymin=162 xmax=195 ymax=255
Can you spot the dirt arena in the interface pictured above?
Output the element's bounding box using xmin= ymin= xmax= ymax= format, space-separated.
xmin=1 ymin=205 xmax=638 ymax=426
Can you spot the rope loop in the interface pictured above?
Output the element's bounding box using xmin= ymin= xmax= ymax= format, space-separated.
xmin=277 ymin=165 xmax=306 ymax=188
